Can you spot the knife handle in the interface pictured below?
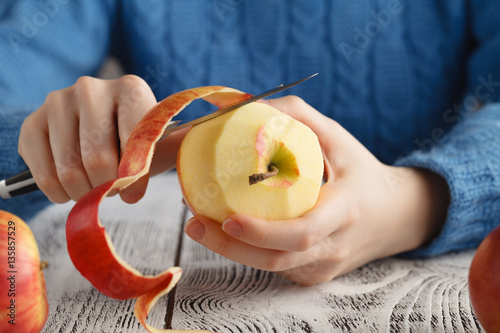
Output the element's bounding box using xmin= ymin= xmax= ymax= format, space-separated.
xmin=0 ymin=170 xmax=39 ymax=199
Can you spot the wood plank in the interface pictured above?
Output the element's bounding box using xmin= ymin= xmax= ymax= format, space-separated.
xmin=172 ymin=228 xmax=483 ymax=332
xmin=27 ymin=171 xmax=484 ymax=332
xmin=28 ymin=172 xmax=185 ymax=332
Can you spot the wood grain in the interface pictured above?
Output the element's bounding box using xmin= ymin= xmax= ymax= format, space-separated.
xmin=26 ymin=172 xmax=483 ymax=332
xmin=172 ymin=225 xmax=483 ymax=332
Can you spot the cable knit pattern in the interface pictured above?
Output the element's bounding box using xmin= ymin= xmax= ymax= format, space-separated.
xmin=330 ymin=1 xmax=376 ymax=154
xmin=169 ymin=0 xmax=209 ymax=93
xmin=245 ymin=0 xmax=286 ymax=93
xmin=373 ymin=0 xmax=415 ymax=162
xmin=0 ymin=0 xmax=499 ymax=258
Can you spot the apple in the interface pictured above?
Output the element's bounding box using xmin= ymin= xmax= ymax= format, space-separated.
xmin=66 ymin=85 xmax=251 ymax=332
xmin=177 ymin=102 xmax=324 ymax=223
xmin=0 ymin=210 xmax=48 ymax=333
xmin=469 ymin=224 xmax=500 ymax=332
xmin=66 ymin=85 xmax=321 ymax=332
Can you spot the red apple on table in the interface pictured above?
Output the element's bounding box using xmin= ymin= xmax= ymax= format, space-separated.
xmin=0 ymin=210 xmax=48 ymax=333
xmin=469 ymin=224 xmax=500 ymax=332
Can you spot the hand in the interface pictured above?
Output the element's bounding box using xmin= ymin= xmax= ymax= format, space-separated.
xmin=184 ymin=96 xmax=450 ymax=285
xmin=18 ymin=75 xmax=185 ymax=204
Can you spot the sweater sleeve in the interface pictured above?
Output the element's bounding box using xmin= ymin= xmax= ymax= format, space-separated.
xmin=0 ymin=106 xmax=51 ymax=221
xmin=0 ymin=1 xmax=116 ymax=220
xmin=396 ymin=1 xmax=500 ymax=257
xmin=396 ymin=104 xmax=500 ymax=258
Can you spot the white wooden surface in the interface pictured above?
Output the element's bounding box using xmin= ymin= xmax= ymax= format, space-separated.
xmin=28 ymin=172 xmax=483 ymax=332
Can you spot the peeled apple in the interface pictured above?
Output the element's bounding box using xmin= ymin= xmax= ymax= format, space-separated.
xmin=177 ymin=102 xmax=323 ymax=223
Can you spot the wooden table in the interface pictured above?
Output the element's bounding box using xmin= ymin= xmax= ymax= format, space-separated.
xmin=29 ymin=172 xmax=483 ymax=332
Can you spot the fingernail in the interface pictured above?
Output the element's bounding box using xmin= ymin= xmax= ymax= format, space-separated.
xmin=222 ymin=219 xmax=242 ymax=237
xmin=185 ymin=218 xmax=205 ymax=240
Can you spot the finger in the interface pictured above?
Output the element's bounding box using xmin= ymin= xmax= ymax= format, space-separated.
xmin=185 ymin=215 xmax=308 ymax=272
xmin=113 ymin=75 xmax=158 ymax=153
xmin=77 ymin=78 xmax=120 ymax=189
xmin=18 ymin=112 xmax=70 ymax=203
xmin=119 ymin=173 xmax=149 ymax=204
xmin=47 ymin=108 xmax=93 ymax=201
xmin=186 ymin=214 xmax=353 ymax=280
xmin=277 ymin=261 xmax=345 ymax=286
xmin=264 ymin=96 xmax=371 ymax=172
xmin=261 ymin=96 xmax=334 ymax=138
xmin=40 ymin=87 xmax=94 ymax=201
xmin=220 ymin=181 xmax=358 ymax=252
xmin=262 ymin=96 xmax=341 ymax=169
xmin=112 ymin=75 xmax=157 ymax=201
xmin=150 ymin=126 xmax=191 ymax=176
xmin=279 ymin=228 xmax=387 ymax=286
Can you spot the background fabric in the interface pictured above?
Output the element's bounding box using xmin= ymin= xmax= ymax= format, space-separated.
xmin=0 ymin=0 xmax=499 ymax=258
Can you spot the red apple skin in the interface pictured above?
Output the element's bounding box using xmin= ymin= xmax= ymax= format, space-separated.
xmin=66 ymin=86 xmax=250 ymax=303
xmin=66 ymin=180 xmax=181 ymax=300
xmin=0 ymin=210 xmax=48 ymax=333
xmin=469 ymin=224 xmax=500 ymax=332
xmin=66 ymin=85 xmax=250 ymax=332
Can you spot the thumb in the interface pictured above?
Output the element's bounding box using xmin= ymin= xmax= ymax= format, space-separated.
xmin=119 ymin=173 xmax=149 ymax=204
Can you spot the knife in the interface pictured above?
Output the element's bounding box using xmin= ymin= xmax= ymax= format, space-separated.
xmin=160 ymin=73 xmax=317 ymax=138
xmin=0 ymin=73 xmax=317 ymax=199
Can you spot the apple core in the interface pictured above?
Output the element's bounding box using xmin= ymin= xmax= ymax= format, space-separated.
xmin=250 ymin=124 xmax=300 ymax=188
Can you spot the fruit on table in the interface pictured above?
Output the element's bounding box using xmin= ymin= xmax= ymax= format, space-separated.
xmin=0 ymin=210 xmax=48 ymax=333
xmin=177 ymin=102 xmax=323 ymax=223
xmin=469 ymin=224 xmax=500 ymax=333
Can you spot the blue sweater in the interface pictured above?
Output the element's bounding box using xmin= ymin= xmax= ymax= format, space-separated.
xmin=1 ymin=0 xmax=499 ymax=258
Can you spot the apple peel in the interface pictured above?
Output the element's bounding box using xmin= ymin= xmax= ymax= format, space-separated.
xmin=66 ymin=86 xmax=251 ymax=332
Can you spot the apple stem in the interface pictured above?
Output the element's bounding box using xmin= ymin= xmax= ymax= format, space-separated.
xmin=40 ymin=261 xmax=48 ymax=270
xmin=249 ymin=164 xmax=279 ymax=185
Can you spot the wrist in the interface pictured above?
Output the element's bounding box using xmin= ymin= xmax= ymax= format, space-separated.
xmin=385 ymin=166 xmax=450 ymax=254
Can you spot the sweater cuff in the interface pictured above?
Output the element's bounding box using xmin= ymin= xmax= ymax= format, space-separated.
xmin=0 ymin=106 xmax=51 ymax=221
xmin=395 ymin=103 xmax=500 ymax=258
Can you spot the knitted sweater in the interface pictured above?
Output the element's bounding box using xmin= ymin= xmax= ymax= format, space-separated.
xmin=1 ymin=0 xmax=499 ymax=258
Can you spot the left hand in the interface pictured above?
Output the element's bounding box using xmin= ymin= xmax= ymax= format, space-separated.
xmin=184 ymin=96 xmax=449 ymax=286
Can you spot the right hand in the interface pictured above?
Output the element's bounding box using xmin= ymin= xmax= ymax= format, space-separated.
xmin=18 ymin=75 xmax=186 ymax=204
xmin=184 ymin=96 xmax=449 ymax=286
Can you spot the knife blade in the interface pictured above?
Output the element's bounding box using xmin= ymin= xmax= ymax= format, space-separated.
xmin=160 ymin=73 xmax=317 ymax=139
